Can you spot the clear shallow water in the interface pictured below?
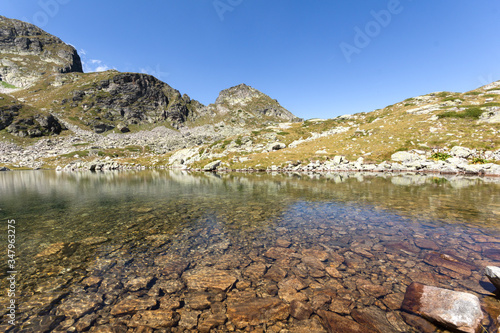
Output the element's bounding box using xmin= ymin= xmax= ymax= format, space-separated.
xmin=0 ymin=170 xmax=500 ymax=332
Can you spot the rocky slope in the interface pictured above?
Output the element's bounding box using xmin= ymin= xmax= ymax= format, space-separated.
xmin=0 ymin=15 xmax=82 ymax=88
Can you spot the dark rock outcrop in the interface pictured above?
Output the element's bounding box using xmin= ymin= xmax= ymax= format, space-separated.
xmin=0 ymin=104 xmax=21 ymax=130
xmin=64 ymin=72 xmax=205 ymax=129
xmin=6 ymin=113 xmax=64 ymax=138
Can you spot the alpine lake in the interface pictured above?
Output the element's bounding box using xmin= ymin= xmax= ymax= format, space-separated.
xmin=1 ymin=170 xmax=500 ymax=332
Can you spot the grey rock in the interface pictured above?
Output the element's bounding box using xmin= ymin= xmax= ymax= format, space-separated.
xmin=333 ymin=155 xmax=345 ymax=164
xmin=267 ymin=142 xmax=286 ymax=151
xmin=485 ymin=266 xmax=500 ymax=291
xmin=0 ymin=166 xmax=10 ymax=171
xmin=203 ymin=160 xmax=221 ymax=172
xmin=391 ymin=151 xmax=425 ymax=162
xmin=450 ymin=146 xmax=473 ymax=159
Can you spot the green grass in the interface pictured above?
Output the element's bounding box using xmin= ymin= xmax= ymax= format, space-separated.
xmin=471 ymin=157 xmax=488 ymax=164
xmin=430 ymin=152 xmax=451 ymax=161
xmin=436 ymin=92 xmax=450 ymax=98
xmin=482 ymin=102 xmax=500 ymax=107
xmin=0 ymin=81 xmax=17 ymax=89
xmin=442 ymin=96 xmax=463 ymax=102
xmin=437 ymin=107 xmax=484 ymax=119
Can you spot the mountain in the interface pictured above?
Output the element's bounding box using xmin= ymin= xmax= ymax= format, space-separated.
xmin=209 ymin=83 xmax=301 ymax=122
xmin=0 ymin=15 xmax=498 ymax=174
xmin=0 ymin=16 xmax=82 ymax=88
xmin=0 ymin=16 xmax=298 ymax=140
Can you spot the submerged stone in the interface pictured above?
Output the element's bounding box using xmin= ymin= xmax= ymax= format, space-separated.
xmin=402 ymin=282 xmax=483 ymax=333
xmin=226 ymin=297 xmax=289 ymax=328
xmin=183 ymin=267 xmax=237 ymax=291
xmin=128 ymin=310 xmax=180 ymax=328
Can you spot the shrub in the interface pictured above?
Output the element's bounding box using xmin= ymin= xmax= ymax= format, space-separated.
xmin=431 ymin=152 xmax=451 ymax=161
xmin=437 ymin=107 xmax=483 ymax=119
xmin=442 ymin=97 xmax=463 ymax=102
xmin=471 ymin=157 xmax=488 ymax=164
xmin=0 ymin=81 xmax=16 ymax=89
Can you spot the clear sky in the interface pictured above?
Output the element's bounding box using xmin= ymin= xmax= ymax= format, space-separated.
xmin=2 ymin=1 xmax=500 ymax=119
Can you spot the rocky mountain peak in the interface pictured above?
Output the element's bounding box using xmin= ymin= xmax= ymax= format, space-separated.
xmin=212 ymin=83 xmax=301 ymax=122
xmin=215 ymin=83 xmax=263 ymax=105
xmin=0 ymin=16 xmax=82 ymax=88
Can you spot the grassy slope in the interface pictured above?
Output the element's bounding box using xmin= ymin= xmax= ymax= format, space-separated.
xmin=188 ymin=85 xmax=500 ymax=170
xmin=2 ymin=75 xmax=500 ymax=170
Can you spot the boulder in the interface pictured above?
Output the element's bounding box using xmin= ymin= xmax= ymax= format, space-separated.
xmin=402 ymin=282 xmax=483 ymax=333
xmin=117 ymin=123 xmax=130 ymax=133
xmin=391 ymin=151 xmax=425 ymax=162
xmin=332 ymin=155 xmax=345 ymax=164
xmin=450 ymin=146 xmax=473 ymax=159
xmin=0 ymin=167 xmax=10 ymax=171
xmin=485 ymin=266 xmax=500 ymax=291
xmin=267 ymin=142 xmax=286 ymax=151
xmin=202 ymin=160 xmax=221 ymax=172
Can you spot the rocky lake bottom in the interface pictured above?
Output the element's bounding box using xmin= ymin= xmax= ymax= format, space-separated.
xmin=0 ymin=170 xmax=500 ymax=332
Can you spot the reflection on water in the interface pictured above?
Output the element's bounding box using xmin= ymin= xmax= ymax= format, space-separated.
xmin=0 ymin=170 xmax=499 ymax=332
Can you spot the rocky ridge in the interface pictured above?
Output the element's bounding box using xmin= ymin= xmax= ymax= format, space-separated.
xmin=0 ymin=15 xmax=82 ymax=88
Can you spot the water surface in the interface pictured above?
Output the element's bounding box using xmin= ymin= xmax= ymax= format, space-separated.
xmin=1 ymin=171 xmax=499 ymax=332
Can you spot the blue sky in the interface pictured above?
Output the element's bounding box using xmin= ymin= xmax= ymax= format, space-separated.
xmin=2 ymin=1 xmax=500 ymax=119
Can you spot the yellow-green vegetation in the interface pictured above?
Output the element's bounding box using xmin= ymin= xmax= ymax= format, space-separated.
xmin=183 ymin=86 xmax=500 ymax=170
xmin=11 ymin=71 xmax=117 ymax=130
xmin=0 ymin=81 xmax=17 ymax=89
xmin=430 ymin=152 xmax=451 ymax=161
